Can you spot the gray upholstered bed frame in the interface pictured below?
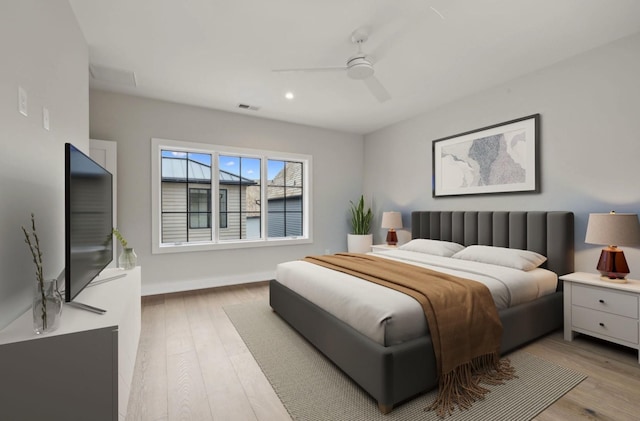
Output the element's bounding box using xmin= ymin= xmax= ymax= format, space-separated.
xmin=269 ymin=211 xmax=574 ymax=413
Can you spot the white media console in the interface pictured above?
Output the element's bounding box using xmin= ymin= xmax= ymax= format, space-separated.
xmin=0 ymin=267 xmax=141 ymax=421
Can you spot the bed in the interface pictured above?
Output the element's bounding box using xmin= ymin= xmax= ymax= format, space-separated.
xmin=269 ymin=211 xmax=574 ymax=413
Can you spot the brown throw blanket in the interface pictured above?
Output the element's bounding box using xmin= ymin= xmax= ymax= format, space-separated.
xmin=303 ymin=253 xmax=515 ymax=417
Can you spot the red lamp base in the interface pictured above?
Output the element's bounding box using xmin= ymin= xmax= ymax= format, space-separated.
xmin=597 ymin=247 xmax=629 ymax=283
xmin=386 ymin=229 xmax=398 ymax=246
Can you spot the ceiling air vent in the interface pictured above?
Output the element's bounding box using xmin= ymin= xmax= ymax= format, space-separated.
xmin=89 ymin=64 xmax=137 ymax=87
xmin=237 ymin=103 xmax=260 ymax=111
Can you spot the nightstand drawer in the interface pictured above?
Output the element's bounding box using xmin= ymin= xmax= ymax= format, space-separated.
xmin=572 ymin=306 xmax=639 ymax=344
xmin=371 ymin=244 xmax=398 ymax=253
xmin=572 ymin=284 xmax=638 ymax=318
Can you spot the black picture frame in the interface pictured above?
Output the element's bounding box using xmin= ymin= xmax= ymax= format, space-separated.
xmin=432 ymin=114 xmax=540 ymax=197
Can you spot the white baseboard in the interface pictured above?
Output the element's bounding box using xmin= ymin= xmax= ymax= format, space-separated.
xmin=141 ymin=271 xmax=275 ymax=296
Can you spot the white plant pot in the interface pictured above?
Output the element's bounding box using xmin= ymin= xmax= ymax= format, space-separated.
xmin=347 ymin=234 xmax=373 ymax=253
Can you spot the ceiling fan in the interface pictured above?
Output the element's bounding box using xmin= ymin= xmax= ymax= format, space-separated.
xmin=272 ymin=29 xmax=391 ymax=103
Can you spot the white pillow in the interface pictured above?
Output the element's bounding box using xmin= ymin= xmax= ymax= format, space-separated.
xmin=451 ymin=245 xmax=547 ymax=271
xmin=398 ymin=239 xmax=465 ymax=257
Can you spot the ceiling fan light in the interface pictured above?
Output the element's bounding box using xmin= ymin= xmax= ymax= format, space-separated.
xmin=347 ymin=57 xmax=374 ymax=80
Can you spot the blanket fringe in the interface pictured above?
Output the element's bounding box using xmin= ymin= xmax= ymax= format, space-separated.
xmin=426 ymin=354 xmax=516 ymax=418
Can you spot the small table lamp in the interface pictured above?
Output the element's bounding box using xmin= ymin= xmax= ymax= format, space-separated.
xmin=585 ymin=211 xmax=640 ymax=283
xmin=381 ymin=211 xmax=402 ymax=246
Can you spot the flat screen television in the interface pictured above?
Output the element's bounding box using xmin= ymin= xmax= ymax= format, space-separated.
xmin=64 ymin=143 xmax=113 ymax=303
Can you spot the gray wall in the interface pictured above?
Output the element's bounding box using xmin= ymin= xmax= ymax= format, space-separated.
xmin=89 ymin=91 xmax=363 ymax=294
xmin=0 ymin=1 xmax=89 ymax=330
xmin=364 ymin=32 xmax=640 ymax=278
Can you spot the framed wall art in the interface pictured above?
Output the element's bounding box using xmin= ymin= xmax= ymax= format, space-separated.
xmin=432 ymin=114 xmax=539 ymax=197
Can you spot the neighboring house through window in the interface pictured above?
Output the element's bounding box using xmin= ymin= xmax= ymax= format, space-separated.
xmin=267 ymin=160 xmax=303 ymax=237
xmin=151 ymin=138 xmax=312 ymax=253
xmin=219 ymin=189 xmax=228 ymax=228
xmin=189 ymin=188 xmax=210 ymax=229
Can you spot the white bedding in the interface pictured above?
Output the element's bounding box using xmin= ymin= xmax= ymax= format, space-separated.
xmin=275 ymin=249 xmax=557 ymax=346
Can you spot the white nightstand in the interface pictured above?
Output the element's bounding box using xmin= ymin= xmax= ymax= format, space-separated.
xmin=371 ymin=244 xmax=398 ymax=253
xmin=560 ymin=272 xmax=640 ymax=363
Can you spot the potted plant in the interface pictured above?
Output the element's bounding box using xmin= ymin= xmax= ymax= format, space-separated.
xmin=347 ymin=195 xmax=373 ymax=253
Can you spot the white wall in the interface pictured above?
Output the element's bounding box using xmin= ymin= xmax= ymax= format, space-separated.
xmin=364 ymin=32 xmax=640 ymax=278
xmin=88 ymin=91 xmax=363 ymax=295
xmin=0 ymin=1 xmax=89 ymax=329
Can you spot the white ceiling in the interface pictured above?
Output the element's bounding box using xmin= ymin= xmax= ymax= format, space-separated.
xmin=68 ymin=0 xmax=640 ymax=135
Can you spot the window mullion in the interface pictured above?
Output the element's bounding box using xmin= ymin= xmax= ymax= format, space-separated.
xmin=238 ymin=158 xmax=243 ymax=240
xmin=261 ymin=155 xmax=267 ymax=239
xmin=185 ymin=154 xmax=190 ymax=243
xmin=212 ymin=151 xmax=219 ymax=243
xmin=283 ymin=163 xmax=287 ymax=237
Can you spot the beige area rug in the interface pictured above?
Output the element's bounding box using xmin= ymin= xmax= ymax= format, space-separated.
xmin=224 ymin=300 xmax=586 ymax=421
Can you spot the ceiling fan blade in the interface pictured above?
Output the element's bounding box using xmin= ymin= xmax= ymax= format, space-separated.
xmin=272 ymin=66 xmax=346 ymax=73
xmin=363 ymin=75 xmax=391 ymax=103
xmin=369 ymin=5 xmax=446 ymax=64
xmin=368 ymin=24 xmax=408 ymax=64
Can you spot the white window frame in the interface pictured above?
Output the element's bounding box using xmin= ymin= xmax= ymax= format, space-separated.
xmin=151 ymin=137 xmax=313 ymax=254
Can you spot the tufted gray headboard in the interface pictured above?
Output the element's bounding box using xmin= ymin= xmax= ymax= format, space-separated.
xmin=411 ymin=211 xmax=574 ymax=276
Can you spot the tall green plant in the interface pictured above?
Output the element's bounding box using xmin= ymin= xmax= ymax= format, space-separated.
xmin=349 ymin=195 xmax=373 ymax=235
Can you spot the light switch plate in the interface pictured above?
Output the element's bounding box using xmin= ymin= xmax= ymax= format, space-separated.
xmin=18 ymin=86 xmax=28 ymax=117
xmin=43 ymin=107 xmax=50 ymax=131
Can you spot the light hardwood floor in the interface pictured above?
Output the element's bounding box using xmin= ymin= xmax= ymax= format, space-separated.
xmin=126 ymin=282 xmax=640 ymax=420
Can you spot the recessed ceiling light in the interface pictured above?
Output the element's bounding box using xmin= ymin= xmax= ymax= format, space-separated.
xmin=285 ymin=91 xmax=294 ymax=100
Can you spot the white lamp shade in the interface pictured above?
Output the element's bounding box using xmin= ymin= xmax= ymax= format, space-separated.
xmin=381 ymin=212 xmax=403 ymax=229
xmin=585 ymin=213 xmax=640 ymax=246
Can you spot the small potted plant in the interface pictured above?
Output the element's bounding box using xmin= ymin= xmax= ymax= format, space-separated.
xmin=347 ymin=195 xmax=373 ymax=253
xmin=113 ymin=228 xmax=137 ymax=270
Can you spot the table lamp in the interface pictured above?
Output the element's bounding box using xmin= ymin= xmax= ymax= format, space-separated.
xmin=585 ymin=211 xmax=640 ymax=283
xmin=381 ymin=211 xmax=402 ymax=246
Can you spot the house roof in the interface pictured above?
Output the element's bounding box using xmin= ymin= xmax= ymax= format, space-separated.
xmin=161 ymin=157 xmax=256 ymax=185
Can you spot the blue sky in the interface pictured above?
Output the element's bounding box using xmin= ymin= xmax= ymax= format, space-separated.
xmin=162 ymin=150 xmax=286 ymax=181
xmin=162 ymin=150 xmax=211 ymax=166
xmin=220 ymin=155 xmax=261 ymax=180
xmin=219 ymin=156 xmax=285 ymax=181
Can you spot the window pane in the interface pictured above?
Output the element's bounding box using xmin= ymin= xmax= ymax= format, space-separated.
xmin=161 ymin=150 xmax=212 ymax=243
xmin=285 ymin=187 xmax=302 ymax=202
xmin=162 ymin=213 xmax=187 ymax=243
xmin=219 ymin=189 xmax=228 ymax=228
xmin=267 ymin=210 xmax=285 ymax=237
xmin=245 ymin=212 xmax=261 ymax=239
xmin=285 ymin=162 xmax=303 ymax=186
xmin=267 ymin=160 xmax=284 ymax=182
xmin=218 ymin=155 xmax=261 ymax=240
xmin=267 ymin=160 xmax=304 ymax=238
xmin=219 ymin=211 xmax=241 ymax=240
xmin=285 ymin=212 xmax=303 ymax=236
xmin=189 ymin=188 xmax=211 ymax=229
xmin=220 ymin=155 xmax=240 ymax=177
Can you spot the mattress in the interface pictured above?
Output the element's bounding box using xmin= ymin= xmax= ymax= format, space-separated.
xmin=275 ymin=249 xmax=557 ymax=346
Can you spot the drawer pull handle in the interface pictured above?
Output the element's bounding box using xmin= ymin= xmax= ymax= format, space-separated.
xmin=598 ymin=299 xmax=605 ymax=304
xmin=599 ymin=322 xmax=605 ymax=327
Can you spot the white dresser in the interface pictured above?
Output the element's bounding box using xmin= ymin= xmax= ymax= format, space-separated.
xmin=561 ymin=272 xmax=640 ymax=363
xmin=0 ymin=267 xmax=141 ymax=420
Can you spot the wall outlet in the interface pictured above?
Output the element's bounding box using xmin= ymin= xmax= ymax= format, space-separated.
xmin=18 ymin=86 xmax=27 ymax=117
xmin=43 ymin=107 xmax=50 ymax=130
xmin=324 ymin=249 xmax=331 ymax=254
